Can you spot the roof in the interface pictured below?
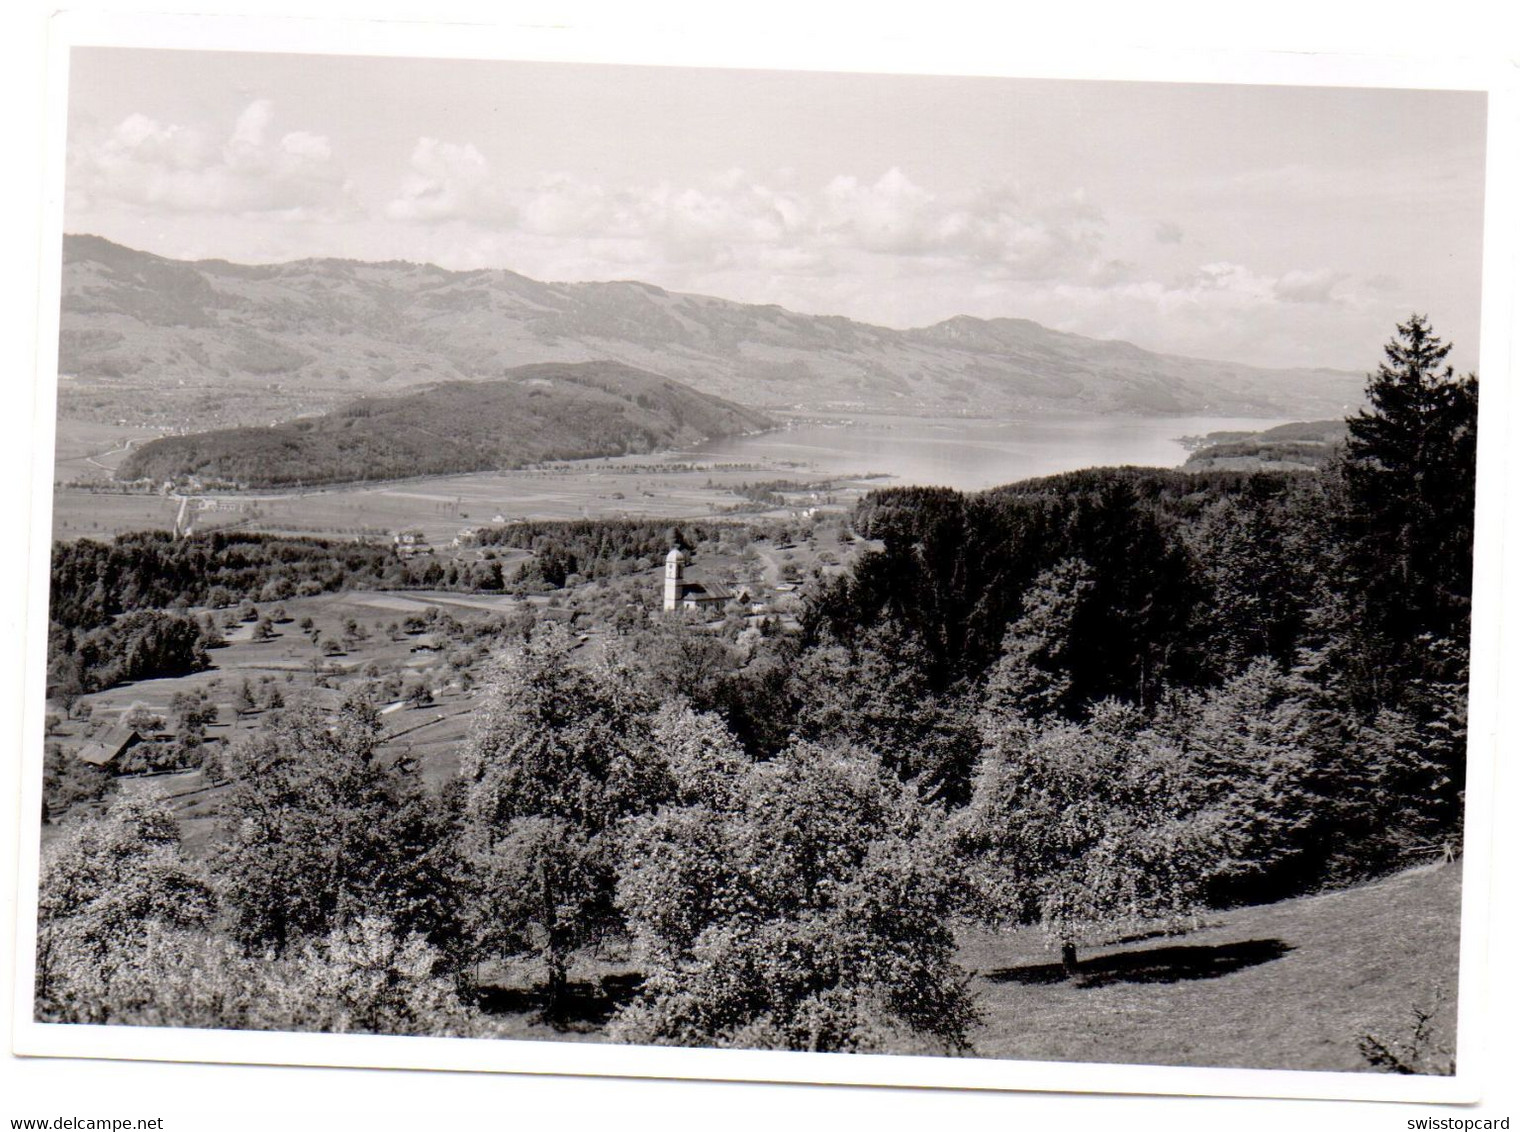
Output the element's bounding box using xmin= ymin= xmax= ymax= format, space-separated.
xmin=77 ymin=725 xmax=141 ymax=767
xmin=681 ymin=579 xmax=734 ymax=603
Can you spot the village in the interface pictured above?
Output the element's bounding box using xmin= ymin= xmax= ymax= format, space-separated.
xmin=41 ymin=509 xmax=862 ymax=851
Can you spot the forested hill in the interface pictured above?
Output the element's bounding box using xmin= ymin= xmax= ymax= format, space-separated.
xmin=61 ymin=234 xmax=1364 ymax=423
xmin=1184 ymin=419 xmax=1348 ymax=471
xmin=117 ymin=361 xmax=772 ymax=488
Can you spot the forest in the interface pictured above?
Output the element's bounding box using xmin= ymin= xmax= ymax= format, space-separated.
xmin=35 ymin=317 xmax=1477 ymax=1062
xmin=114 ymin=361 xmax=771 ymax=488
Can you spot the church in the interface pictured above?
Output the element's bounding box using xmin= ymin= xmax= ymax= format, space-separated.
xmin=663 ymin=546 xmax=745 ymax=613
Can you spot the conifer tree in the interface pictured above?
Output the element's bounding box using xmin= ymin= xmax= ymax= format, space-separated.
xmin=1334 ymin=314 xmax=1477 ymax=704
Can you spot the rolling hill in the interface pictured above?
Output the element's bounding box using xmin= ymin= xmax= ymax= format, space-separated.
xmin=60 ymin=235 xmax=1366 ymax=429
xmin=116 ymin=361 xmax=773 ymax=488
xmin=1184 ymin=419 xmax=1349 ymax=471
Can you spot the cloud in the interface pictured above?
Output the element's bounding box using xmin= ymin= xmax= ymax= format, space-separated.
xmin=67 ymin=100 xmax=353 ymax=218
xmin=384 ymin=139 xmax=510 ymax=224
xmin=368 ymin=146 xmax=1391 ymax=366
xmin=1273 ymin=268 xmax=1351 ymax=305
xmin=381 ymin=155 xmax=1107 ymax=283
xmin=972 ymin=258 xmax=1403 ymax=369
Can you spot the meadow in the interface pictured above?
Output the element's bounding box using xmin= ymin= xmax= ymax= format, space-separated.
xmin=51 ymin=410 xmax=878 ymax=542
xmin=446 ymin=860 xmax=1463 ymax=1072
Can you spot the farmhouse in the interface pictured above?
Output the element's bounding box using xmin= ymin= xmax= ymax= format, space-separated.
xmin=662 ymin=546 xmax=749 ymax=613
xmin=392 ymin=529 xmax=431 ymax=558
xmin=76 ymin=724 xmax=143 ymax=768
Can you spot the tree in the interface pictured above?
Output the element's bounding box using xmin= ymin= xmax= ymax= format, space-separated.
xmin=1182 ymin=479 xmax=1322 ymax=681
xmin=199 ymin=613 xmax=225 ymax=648
xmin=67 ymin=611 xmax=210 ymax=691
xmin=788 ymin=624 xmax=981 ymax=803
xmin=983 ymin=558 xmax=1096 ymax=722
xmin=252 ymin=917 xmax=477 ymax=1037
xmin=957 ymin=700 xmax=1216 ymax=979
xmin=613 ymin=739 xmax=976 ymax=1053
xmin=1162 ymin=660 xmax=1319 ymax=905
xmin=459 ymin=627 xmax=663 ymax=1014
xmin=35 ymin=913 xmax=480 ymax=1037
xmin=213 ymin=695 xmax=464 ymax=960
xmin=122 ymin=704 xmax=166 ymax=734
xmin=1334 ymin=314 xmax=1478 ymax=705
xmin=35 ymin=794 xmax=217 ymax=1022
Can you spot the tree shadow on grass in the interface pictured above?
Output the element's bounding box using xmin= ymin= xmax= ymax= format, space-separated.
xmin=477 ymin=972 xmax=644 ymax=1031
xmin=985 ymin=938 xmax=1294 ymax=989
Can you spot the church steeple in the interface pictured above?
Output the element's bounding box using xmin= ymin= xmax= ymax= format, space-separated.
xmin=663 ymin=546 xmax=686 ymax=612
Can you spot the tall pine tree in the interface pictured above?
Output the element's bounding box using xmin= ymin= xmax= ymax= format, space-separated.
xmin=1333 ymin=314 xmax=1478 ymax=708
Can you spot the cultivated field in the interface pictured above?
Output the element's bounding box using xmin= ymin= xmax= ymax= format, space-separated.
xmin=48 ymin=584 xmax=583 ymax=824
xmin=51 ymin=411 xmax=881 ymax=543
xmin=43 ymin=511 xmax=847 ymax=851
xmin=51 ymin=418 xmax=162 ymax=482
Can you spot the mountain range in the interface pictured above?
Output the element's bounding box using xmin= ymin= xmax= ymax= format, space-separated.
xmin=59 ymin=234 xmax=1366 ymax=428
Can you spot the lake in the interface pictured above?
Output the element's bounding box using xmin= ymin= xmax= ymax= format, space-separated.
xmin=52 ymin=412 xmax=1292 ymax=540
xmin=665 ymin=413 xmax=1287 ymax=493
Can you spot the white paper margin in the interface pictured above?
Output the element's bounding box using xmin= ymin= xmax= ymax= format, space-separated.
xmin=9 ymin=7 xmax=1517 ymax=1110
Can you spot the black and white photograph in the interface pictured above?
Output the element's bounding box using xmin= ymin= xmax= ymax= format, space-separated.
xmin=5 ymin=8 xmax=1517 ymax=1125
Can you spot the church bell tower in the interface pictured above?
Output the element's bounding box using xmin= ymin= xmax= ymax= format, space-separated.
xmin=663 ymin=546 xmax=686 ymax=612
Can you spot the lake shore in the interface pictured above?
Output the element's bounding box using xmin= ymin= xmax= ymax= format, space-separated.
xmin=51 ymin=412 xmax=1289 ymax=542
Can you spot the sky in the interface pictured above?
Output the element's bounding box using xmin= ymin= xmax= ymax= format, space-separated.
xmin=63 ymin=48 xmax=1488 ymax=371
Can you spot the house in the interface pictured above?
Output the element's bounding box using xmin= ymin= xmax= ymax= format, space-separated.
xmin=392 ymin=530 xmax=431 ymax=558
xmin=662 ymin=547 xmax=749 ymax=613
xmin=76 ymin=724 xmax=143 ymax=768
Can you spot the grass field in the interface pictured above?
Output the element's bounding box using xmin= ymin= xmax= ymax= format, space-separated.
xmin=51 ymin=419 xmax=162 ymax=483
xmin=50 ymin=413 xmax=880 ymax=542
xmin=468 ymin=863 xmax=1461 ymax=1071
xmin=956 ymin=861 xmax=1460 ymax=1072
xmin=43 ymin=585 xmax=545 ymax=852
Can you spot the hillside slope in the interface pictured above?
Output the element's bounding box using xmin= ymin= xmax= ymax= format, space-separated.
xmin=117 ymin=361 xmax=773 ymax=488
xmin=60 ymin=235 xmax=1366 ymax=426
xmin=959 ymin=861 xmax=1461 ymax=1071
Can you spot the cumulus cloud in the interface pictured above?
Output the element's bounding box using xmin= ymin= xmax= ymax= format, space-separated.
xmin=384 ymin=139 xmax=510 ymax=224
xmin=68 ymin=100 xmax=353 ymax=218
xmin=381 ymin=155 xmax=1106 ymax=283
xmin=367 ymin=144 xmax=1393 ymax=365
xmin=1273 ymin=268 xmax=1352 ymax=305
